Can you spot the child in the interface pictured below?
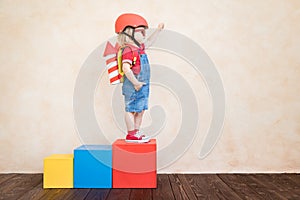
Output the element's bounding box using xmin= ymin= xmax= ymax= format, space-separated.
xmin=115 ymin=13 xmax=164 ymax=143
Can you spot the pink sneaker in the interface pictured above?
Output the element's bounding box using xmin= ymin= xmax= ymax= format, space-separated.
xmin=125 ymin=131 xmax=150 ymax=143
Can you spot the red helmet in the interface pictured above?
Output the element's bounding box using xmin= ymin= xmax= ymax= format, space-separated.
xmin=115 ymin=13 xmax=148 ymax=33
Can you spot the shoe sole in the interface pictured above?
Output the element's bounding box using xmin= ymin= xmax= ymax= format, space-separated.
xmin=125 ymin=138 xmax=151 ymax=143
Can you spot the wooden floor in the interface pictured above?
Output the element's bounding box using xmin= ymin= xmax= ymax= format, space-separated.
xmin=0 ymin=174 xmax=299 ymax=200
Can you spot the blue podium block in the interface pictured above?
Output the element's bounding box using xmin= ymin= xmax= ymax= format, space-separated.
xmin=74 ymin=145 xmax=112 ymax=188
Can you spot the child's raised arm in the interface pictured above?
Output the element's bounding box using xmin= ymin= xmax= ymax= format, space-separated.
xmin=144 ymin=23 xmax=164 ymax=48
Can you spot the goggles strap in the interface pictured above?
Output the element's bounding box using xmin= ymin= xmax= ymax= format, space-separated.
xmin=121 ymin=31 xmax=141 ymax=47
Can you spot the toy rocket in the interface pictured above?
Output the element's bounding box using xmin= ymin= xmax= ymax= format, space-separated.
xmin=103 ymin=41 xmax=121 ymax=85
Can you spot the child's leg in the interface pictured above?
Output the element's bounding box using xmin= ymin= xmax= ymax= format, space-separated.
xmin=125 ymin=110 xmax=150 ymax=142
xmin=134 ymin=110 xmax=145 ymax=130
xmin=125 ymin=112 xmax=135 ymax=131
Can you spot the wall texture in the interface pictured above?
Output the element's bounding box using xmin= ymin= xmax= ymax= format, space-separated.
xmin=0 ymin=0 xmax=299 ymax=173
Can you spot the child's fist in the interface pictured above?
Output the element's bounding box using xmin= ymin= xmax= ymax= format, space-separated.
xmin=158 ymin=23 xmax=164 ymax=30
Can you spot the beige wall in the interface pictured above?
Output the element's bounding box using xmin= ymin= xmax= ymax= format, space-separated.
xmin=0 ymin=0 xmax=299 ymax=173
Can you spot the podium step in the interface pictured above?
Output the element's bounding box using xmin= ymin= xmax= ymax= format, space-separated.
xmin=112 ymin=139 xmax=157 ymax=188
xmin=74 ymin=145 xmax=112 ymax=188
xmin=43 ymin=154 xmax=73 ymax=188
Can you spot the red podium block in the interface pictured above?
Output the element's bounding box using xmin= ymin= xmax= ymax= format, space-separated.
xmin=112 ymin=139 xmax=156 ymax=188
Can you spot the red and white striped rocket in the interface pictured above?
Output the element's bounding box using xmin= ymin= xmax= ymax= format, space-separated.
xmin=103 ymin=41 xmax=121 ymax=85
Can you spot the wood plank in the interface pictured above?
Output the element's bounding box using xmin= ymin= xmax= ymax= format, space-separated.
xmin=60 ymin=188 xmax=90 ymax=200
xmin=19 ymin=180 xmax=90 ymax=200
xmin=37 ymin=188 xmax=74 ymax=200
xmin=234 ymin=174 xmax=287 ymax=200
xmin=18 ymin=181 xmax=46 ymax=200
xmin=205 ymin=174 xmax=243 ymax=200
xmin=218 ymin=174 xmax=265 ymax=200
xmin=250 ymin=174 xmax=300 ymax=199
xmin=170 ymin=174 xmax=196 ymax=200
xmin=183 ymin=174 xmax=214 ymax=199
xmin=285 ymin=173 xmax=300 ymax=186
xmin=84 ymin=189 xmax=111 ymax=200
xmin=176 ymin=174 xmax=198 ymax=200
xmin=129 ymin=189 xmax=152 ymax=200
xmin=183 ymin=174 xmax=242 ymax=200
xmin=106 ymin=189 xmax=131 ymax=200
xmin=152 ymin=174 xmax=174 ymax=199
xmin=0 ymin=174 xmax=17 ymax=185
xmin=0 ymin=174 xmax=42 ymax=200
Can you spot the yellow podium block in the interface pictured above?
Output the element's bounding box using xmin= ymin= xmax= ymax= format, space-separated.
xmin=43 ymin=154 xmax=73 ymax=188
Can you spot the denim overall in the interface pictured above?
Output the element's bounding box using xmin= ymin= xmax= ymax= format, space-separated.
xmin=122 ymin=54 xmax=150 ymax=113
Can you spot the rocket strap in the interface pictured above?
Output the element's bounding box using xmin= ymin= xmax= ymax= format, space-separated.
xmin=117 ymin=45 xmax=138 ymax=83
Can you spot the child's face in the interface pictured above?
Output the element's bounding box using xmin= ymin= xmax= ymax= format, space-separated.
xmin=134 ymin=27 xmax=146 ymax=43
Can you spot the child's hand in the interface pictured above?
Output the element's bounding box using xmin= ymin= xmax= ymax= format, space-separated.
xmin=134 ymin=82 xmax=146 ymax=91
xmin=158 ymin=23 xmax=164 ymax=30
